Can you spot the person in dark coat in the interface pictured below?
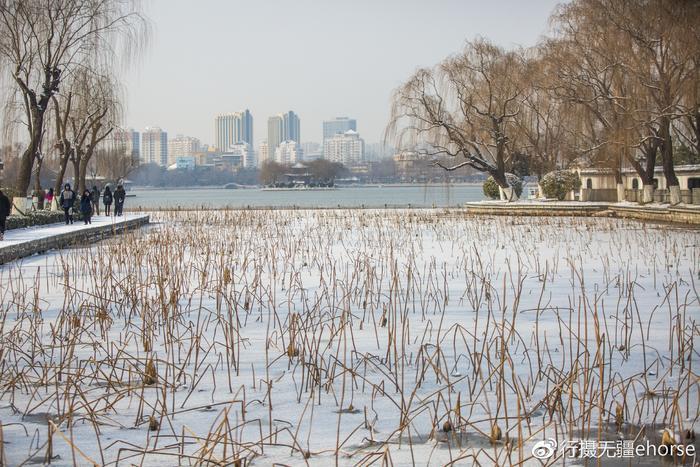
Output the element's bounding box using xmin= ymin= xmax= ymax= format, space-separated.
xmin=0 ymin=189 xmax=11 ymax=241
xmin=90 ymin=185 xmax=100 ymax=216
xmin=80 ymin=190 xmax=93 ymax=225
xmin=60 ymin=183 xmax=76 ymax=225
xmin=114 ymin=185 xmax=126 ymax=216
xmin=103 ymin=186 xmax=113 ymax=216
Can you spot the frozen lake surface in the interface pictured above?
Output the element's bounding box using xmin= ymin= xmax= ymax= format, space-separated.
xmin=0 ymin=210 xmax=697 ymax=465
xmin=126 ymin=184 xmax=487 ymax=209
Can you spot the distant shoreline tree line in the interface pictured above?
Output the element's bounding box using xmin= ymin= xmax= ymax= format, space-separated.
xmin=111 ymin=159 xmax=349 ymax=188
xmin=388 ymin=0 xmax=699 ymax=203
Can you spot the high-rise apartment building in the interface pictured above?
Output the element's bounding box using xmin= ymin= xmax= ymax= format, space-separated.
xmin=259 ymin=141 xmax=269 ymax=165
xmin=283 ymin=111 xmax=300 ymax=143
xmin=168 ymin=135 xmax=201 ymax=165
xmin=215 ymin=110 xmax=253 ymax=151
xmin=268 ymin=111 xmax=300 ymax=157
xmin=323 ymin=117 xmax=356 ymax=141
xmin=274 ymin=140 xmax=303 ymax=165
xmin=323 ymin=130 xmax=365 ymax=166
xmin=141 ymin=127 xmax=168 ymax=166
xmin=267 ymin=116 xmax=283 ymax=160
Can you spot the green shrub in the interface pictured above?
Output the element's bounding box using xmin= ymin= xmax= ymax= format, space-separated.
xmin=482 ymin=173 xmax=523 ymax=200
xmin=482 ymin=177 xmax=499 ymax=199
xmin=6 ymin=211 xmax=65 ymax=230
xmin=540 ymin=170 xmax=582 ymax=200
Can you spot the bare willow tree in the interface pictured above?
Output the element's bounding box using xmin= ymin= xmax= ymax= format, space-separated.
xmin=92 ymin=142 xmax=139 ymax=183
xmin=552 ymin=0 xmax=700 ymax=204
xmin=51 ymin=68 xmax=121 ymax=198
xmin=545 ymin=3 xmax=634 ymax=201
xmin=0 ymin=0 xmax=148 ymax=196
xmin=388 ymin=39 xmax=528 ymax=201
xmin=615 ymin=0 xmax=698 ymax=204
xmin=676 ymin=18 xmax=700 ymax=162
xmin=514 ymin=54 xmax=575 ymax=178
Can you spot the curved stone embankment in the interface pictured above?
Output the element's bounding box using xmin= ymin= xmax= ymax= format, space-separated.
xmin=464 ymin=202 xmax=700 ymax=225
xmin=0 ymin=214 xmax=150 ymax=265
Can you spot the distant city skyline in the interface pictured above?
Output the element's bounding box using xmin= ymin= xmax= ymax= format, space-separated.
xmin=123 ymin=0 xmax=559 ymax=147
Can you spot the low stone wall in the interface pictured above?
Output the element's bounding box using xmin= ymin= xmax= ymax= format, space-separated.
xmin=465 ymin=202 xmax=700 ymax=226
xmin=0 ymin=216 xmax=149 ymax=265
xmin=465 ymin=202 xmax=609 ymax=217
xmin=609 ymin=205 xmax=700 ymax=225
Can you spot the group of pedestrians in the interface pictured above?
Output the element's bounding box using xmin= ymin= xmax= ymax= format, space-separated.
xmin=58 ymin=184 xmax=126 ymax=225
xmin=0 ymin=183 xmax=126 ymax=241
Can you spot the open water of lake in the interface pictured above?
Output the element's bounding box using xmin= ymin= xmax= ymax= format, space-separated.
xmin=127 ymin=184 xmax=487 ymax=209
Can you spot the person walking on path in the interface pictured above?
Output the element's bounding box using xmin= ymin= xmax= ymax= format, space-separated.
xmin=103 ymin=186 xmax=113 ymax=216
xmin=0 ymin=189 xmax=11 ymax=241
xmin=80 ymin=190 xmax=93 ymax=225
xmin=60 ymin=183 xmax=76 ymax=225
xmin=45 ymin=188 xmax=54 ymax=210
xmin=90 ymin=186 xmax=100 ymax=216
xmin=114 ymin=185 xmax=126 ymax=216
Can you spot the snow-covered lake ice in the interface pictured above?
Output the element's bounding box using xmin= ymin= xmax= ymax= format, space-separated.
xmin=0 ymin=209 xmax=697 ymax=465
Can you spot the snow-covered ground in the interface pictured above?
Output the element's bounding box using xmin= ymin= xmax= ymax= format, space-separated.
xmin=0 ymin=213 xmax=146 ymax=247
xmin=0 ymin=209 xmax=697 ymax=466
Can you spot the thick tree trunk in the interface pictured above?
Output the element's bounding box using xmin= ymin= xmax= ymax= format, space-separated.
xmin=15 ymin=146 xmax=35 ymax=196
xmin=616 ymin=183 xmax=625 ymax=202
xmin=14 ymin=106 xmax=47 ymax=195
xmin=78 ymin=144 xmax=99 ymax=194
xmin=613 ymin=169 xmax=624 ymax=202
xmin=628 ymin=140 xmax=658 ymax=205
xmin=78 ymin=159 xmax=89 ymax=195
xmin=499 ymin=186 xmax=519 ymax=201
xmin=54 ymin=153 xmax=71 ymax=195
xmin=690 ymin=110 xmax=700 ymax=158
xmin=659 ymin=117 xmax=680 ymax=205
xmin=11 ymin=197 xmax=26 ymax=215
xmin=491 ymin=169 xmax=517 ymax=202
xmin=72 ymin=159 xmax=80 ymax=190
xmin=669 ymin=185 xmax=681 ymax=205
xmin=33 ymin=164 xmax=42 ymax=196
xmin=33 ymin=159 xmax=44 ymax=209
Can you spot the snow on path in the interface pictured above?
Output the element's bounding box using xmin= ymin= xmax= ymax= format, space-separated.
xmin=0 ymin=213 xmax=148 ymax=248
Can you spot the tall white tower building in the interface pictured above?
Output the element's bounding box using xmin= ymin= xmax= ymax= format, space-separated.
xmin=259 ymin=141 xmax=270 ymax=165
xmin=141 ymin=127 xmax=168 ymax=166
xmin=268 ymin=111 xmax=300 ymax=158
xmin=323 ymin=130 xmax=365 ymax=166
xmin=168 ymin=135 xmax=201 ymax=165
xmin=274 ymin=140 xmax=303 ymax=165
xmin=215 ymin=110 xmax=253 ymax=151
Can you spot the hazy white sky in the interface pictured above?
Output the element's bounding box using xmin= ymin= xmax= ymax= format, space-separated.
xmin=124 ymin=0 xmax=561 ymax=147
